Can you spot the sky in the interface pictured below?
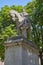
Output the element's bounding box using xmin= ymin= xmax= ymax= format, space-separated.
xmin=0 ymin=0 xmax=32 ymax=8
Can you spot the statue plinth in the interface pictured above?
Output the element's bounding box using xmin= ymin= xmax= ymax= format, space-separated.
xmin=4 ymin=36 xmax=39 ymax=65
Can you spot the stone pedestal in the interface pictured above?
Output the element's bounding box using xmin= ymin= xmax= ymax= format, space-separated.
xmin=4 ymin=36 xmax=39 ymax=65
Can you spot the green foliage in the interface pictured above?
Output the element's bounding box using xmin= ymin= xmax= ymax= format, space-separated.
xmin=24 ymin=1 xmax=36 ymax=16
xmin=0 ymin=5 xmax=18 ymax=61
xmin=11 ymin=5 xmax=23 ymax=12
xmin=25 ymin=0 xmax=43 ymax=48
xmin=0 ymin=24 xmax=17 ymax=38
xmin=30 ymin=0 xmax=43 ymax=48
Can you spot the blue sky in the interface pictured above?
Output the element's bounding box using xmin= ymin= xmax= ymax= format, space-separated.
xmin=0 ymin=0 xmax=32 ymax=8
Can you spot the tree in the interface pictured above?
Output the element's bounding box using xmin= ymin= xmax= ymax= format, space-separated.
xmin=25 ymin=0 xmax=43 ymax=65
xmin=0 ymin=5 xmax=17 ymax=61
xmin=25 ymin=0 xmax=43 ymax=50
xmin=33 ymin=0 xmax=43 ymax=65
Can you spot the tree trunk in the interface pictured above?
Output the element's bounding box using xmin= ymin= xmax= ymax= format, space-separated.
xmin=39 ymin=48 xmax=43 ymax=65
